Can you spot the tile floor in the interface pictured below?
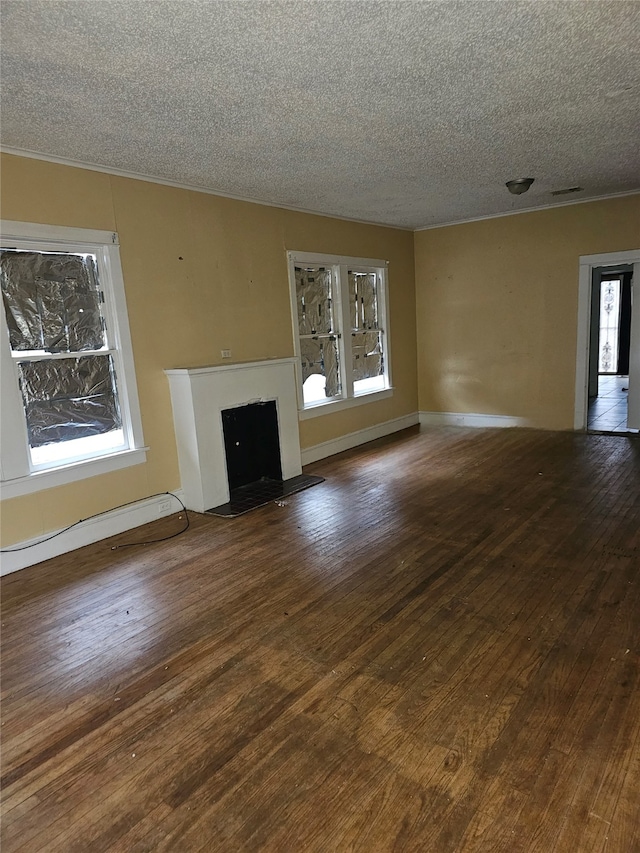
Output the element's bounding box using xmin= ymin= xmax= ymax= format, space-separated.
xmin=587 ymin=374 xmax=633 ymax=433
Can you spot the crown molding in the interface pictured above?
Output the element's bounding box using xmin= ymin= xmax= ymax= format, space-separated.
xmin=0 ymin=146 xmax=411 ymax=232
xmin=415 ymin=189 xmax=640 ymax=231
xmin=3 ymin=146 xmax=638 ymax=233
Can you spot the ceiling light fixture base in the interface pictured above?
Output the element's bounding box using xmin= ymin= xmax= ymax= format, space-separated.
xmin=506 ymin=178 xmax=535 ymax=195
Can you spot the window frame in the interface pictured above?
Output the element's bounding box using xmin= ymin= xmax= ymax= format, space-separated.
xmin=1 ymin=221 xmax=146 ymax=498
xmin=287 ymin=250 xmax=393 ymax=418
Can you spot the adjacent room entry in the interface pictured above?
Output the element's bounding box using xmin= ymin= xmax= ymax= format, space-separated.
xmin=575 ymin=250 xmax=640 ymax=434
xmin=587 ymin=267 xmax=633 ymax=433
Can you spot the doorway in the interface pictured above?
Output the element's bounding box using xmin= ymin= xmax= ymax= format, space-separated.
xmin=575 ymin=250 xmax=640 ymax=433
xmin=586 ymin=268 xmax=633 ymax=433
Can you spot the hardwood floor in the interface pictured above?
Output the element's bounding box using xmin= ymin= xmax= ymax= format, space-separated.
xmin=1 ymin=426 xmax=639 ymax=852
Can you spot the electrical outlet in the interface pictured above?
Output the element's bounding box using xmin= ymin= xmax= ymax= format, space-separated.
xmin=158 ymin=499 xmax=172 ymax=514
xmin=221 ymin=349 xmax=231 ymax=359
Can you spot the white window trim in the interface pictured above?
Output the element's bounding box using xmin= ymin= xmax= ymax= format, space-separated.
xmin=1 ymin=221 xmax=147 ymax=498
xmin=287 ymin=250 xmax=393 ymax=418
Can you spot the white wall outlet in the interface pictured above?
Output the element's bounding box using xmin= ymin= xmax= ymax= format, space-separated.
xmin=221 ymin=349 xmax=231 ymax=359
xmin=158 ymin=499 xmax=172 ymax=514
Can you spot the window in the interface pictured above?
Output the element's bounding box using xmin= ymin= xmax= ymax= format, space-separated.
xmin=1 ymin=222 xmax=145 ymax=498
xmin=598 ymin=277 xmax=622 ymax=374
xmin=287 ymin=251 xmax=391 ymax=416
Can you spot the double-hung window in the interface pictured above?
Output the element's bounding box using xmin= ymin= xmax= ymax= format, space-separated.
xmin=287 ymin=251 xmax=392 ymax=416
xmin=1 ymin=221 xmax=145 ymax=498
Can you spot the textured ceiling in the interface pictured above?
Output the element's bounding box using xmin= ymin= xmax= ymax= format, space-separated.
xmin=1 ymin=0 xmax=639 ymax=229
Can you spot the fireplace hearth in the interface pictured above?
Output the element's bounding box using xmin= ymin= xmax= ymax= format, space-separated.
xmin=206 ymin=472 xmax=324 ymax=517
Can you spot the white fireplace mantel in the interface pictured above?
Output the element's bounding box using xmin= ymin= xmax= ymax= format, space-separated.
xmin=165 ymin=358 xmax=302 ymax=512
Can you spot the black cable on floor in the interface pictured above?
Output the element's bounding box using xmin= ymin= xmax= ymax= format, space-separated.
xmin=111 ymin=494 xmax=190 ymax=549
xmin=0 ymin=492 xmax=189 ymax=553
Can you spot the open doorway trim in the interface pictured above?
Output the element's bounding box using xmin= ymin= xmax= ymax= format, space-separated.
xmin=575 ymin=249 xmax=640 ymax=430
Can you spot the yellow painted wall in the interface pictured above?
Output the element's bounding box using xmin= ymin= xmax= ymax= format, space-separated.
xmin=3 ymin=150 xmax=638 ymax=550
xmin=414 ymin=195 xmax=640 ymax=430
xmin=0 ymin=153 xmax=418 ymax=546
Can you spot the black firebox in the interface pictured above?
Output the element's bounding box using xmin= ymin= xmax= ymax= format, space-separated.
xmin=222 ymin=400 xmax=282 ymax=491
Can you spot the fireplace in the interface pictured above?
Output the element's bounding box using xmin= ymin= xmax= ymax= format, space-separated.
xmin=222 ymin=401 xmax=283 ymax=490
xmin=165 ymin=358 xmax=304 ymax=512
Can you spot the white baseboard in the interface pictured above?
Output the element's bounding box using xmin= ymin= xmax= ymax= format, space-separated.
xmin=419 ymin=411 xmax=527 ymax=428
xmin=0 ymin=490 xmax=185 ymax=576
xmin=301 ymin=412 xmax=419 ymax=465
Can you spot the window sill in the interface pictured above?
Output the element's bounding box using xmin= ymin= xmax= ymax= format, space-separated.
xmin=298 ymin=387 xmax=393 ymax=420
xmin=0 ymin=447 xmax=148 ymax=499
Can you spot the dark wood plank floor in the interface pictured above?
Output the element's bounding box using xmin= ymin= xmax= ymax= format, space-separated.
xmin=1 ymin=427 xmax=639 ymax=852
